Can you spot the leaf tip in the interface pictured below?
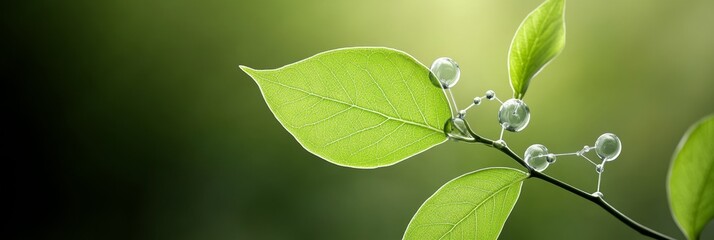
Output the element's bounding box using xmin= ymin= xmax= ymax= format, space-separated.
xmin=238 ymin=65 xmax=254 ymax=73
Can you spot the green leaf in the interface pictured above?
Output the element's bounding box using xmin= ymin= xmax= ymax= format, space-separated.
xmin=240 ymin=47 xmax=451 ymax=169
xmin=668 ymin=115 xmax=714 ymax=240
xmin=403 ymin=168 xmax=528 ymax=240
xmin=508 ymin=0 xmax=566 ymax=99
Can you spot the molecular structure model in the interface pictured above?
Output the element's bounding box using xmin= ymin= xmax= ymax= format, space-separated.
xmin=430 ymin=57 xmax=623 ymax=197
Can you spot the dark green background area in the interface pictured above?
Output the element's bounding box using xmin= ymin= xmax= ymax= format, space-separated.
xmin=11 ymin=0 xmax=714 ymax=239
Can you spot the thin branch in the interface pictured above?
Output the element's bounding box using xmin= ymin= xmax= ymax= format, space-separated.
xmin=455 ymin=121 xmax=676 ymax=240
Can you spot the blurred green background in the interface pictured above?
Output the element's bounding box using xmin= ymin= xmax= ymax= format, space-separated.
xmin=12 ymin=0 xmax=714 ymax=239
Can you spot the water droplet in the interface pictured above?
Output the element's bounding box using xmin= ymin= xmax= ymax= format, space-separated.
xmin=493 ymin=139 xmax=507 ymax=149
xmin=429 ymin=57 xmax=460 ymax=89
xmin=485 ymin=90 xmax=495 ymax=100
xmin=595 ymin=133 xmax=621 ymax=161
xmin=458 ymin=110 xmax=467 ymax=118
xmin=498 ymin=99 xmax=531 ymax=132
xmin=525 ymin=144 xmax=550 ymax=172
xmin=576 ymin=145 xmax=590 ymax=156
xmin=592 ymin=192 xmax=603 ymax=198
xmin=596 ymin=164 xmax=604 ymax=173
xmin=546 ymin=153 xmax=557 ymax=163
xmin=444 ymin=118 xmax=473 ymax=141
xmin=473 ymin=97 xmax=482 ymax=105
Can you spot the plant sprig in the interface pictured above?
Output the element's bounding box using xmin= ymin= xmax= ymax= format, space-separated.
xmin=240 ymin=0 xmax=714 ymax=238
xmin=455 ymin=119 xmax=676 ymax=240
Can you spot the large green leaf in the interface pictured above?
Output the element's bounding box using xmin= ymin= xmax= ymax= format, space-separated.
xmin=240 ymin=47 xmax=451 ymax=169
xmin=403 ymin=168 xmax=528 ymax=240
xmin=669 ymin=115 xmax=714 ymax=240
xmin=508 ymin=0 xmax=566 ymax=99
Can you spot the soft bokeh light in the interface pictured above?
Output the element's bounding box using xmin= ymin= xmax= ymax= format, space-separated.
xmin=14 ymin=0 xmax=714 ymax=239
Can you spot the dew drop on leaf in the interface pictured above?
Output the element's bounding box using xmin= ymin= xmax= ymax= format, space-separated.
xmin=444 ymin=118 xmax=472 ymax=141
xmin=429 ymin=57 xmax=460 ymax=89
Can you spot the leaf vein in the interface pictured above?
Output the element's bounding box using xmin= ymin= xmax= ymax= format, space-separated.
xmin=436 ymin=176 xmax=525 ymax=240
xmin=259 ymin=75 xmax=441 ymax=133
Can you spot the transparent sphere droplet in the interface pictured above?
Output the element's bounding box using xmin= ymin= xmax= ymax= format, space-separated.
xmin=525 ymin=144 xmax=550 ymax=172
xmin=595 ymin=133 xmax=621 ymax=161
xmin=485 ymin=90 xmax=496 ymax=100
xmin=498 ymin=99 xmax=531 ymax=132
xmin=596 ymin=164 xmax=604 ymax=173
xmin=493 ymin=139 xmax=507 ymax=149
xmin=458 ymin=110 xmax=467 ymax=118
xmin=577 ymin=146 xmax=590 ymax=156
xmin=546 ymin=153 xmax=557 ymax=163
xmin=444 ymin=118 xmax=473 ymax=141
xmin=429 ymin=57 xmax=460 ymax=89
xmin=592 ymin=192 xmax=603 ymax=198
xmin=473 ymin=97 xmax=482 ymax=105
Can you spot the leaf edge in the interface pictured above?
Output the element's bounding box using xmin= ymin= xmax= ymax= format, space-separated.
xmin=667 ymin=114 xmax=714 ymax=240
xmin=507 ymin=0 xmax=567 ymax=99
xmin=402 ymin=167 xmax=529 ymax=240
xmin=239 ymin=47 xmax=450 ymax=169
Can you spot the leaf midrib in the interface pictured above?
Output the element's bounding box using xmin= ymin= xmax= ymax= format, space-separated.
xmin=520 ymin=0 xmax=560 ymax=84
xmin=258 ymin=73 xmax=443 ymax=133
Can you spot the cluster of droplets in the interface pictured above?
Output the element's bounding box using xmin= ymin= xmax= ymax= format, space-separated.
xmin=429 ymin=57 xmax=624 ymax=198
xmin=429 ymin=57 xmax=531 ymax=143
xmin=524 ymin=133 xmax=622 ymax=197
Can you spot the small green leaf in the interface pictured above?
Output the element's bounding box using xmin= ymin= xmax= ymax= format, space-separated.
xmin=668 ymin=115 xmax=714 ymax=240
xmin=508 ymin=0 xmax=566 ymax=99
xmin=403 ymin=168 xmax=528 ymax=240
xmin=241 ymin=47 xmax=451 ymax=169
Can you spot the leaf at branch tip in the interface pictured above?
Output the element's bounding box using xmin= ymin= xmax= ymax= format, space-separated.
xmin=403 ymin=168 xmax=528 ymax=240
xmin=508 ymin=0 xmax=566 ymax=99
xmin=668 ymin=115 xmax=714 ymax=240
xmin=240 ymin=47 xmax=451 ymax=169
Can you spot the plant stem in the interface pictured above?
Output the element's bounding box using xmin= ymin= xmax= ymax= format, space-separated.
xmin=456 ymin=124 xmax=676 ymax=240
